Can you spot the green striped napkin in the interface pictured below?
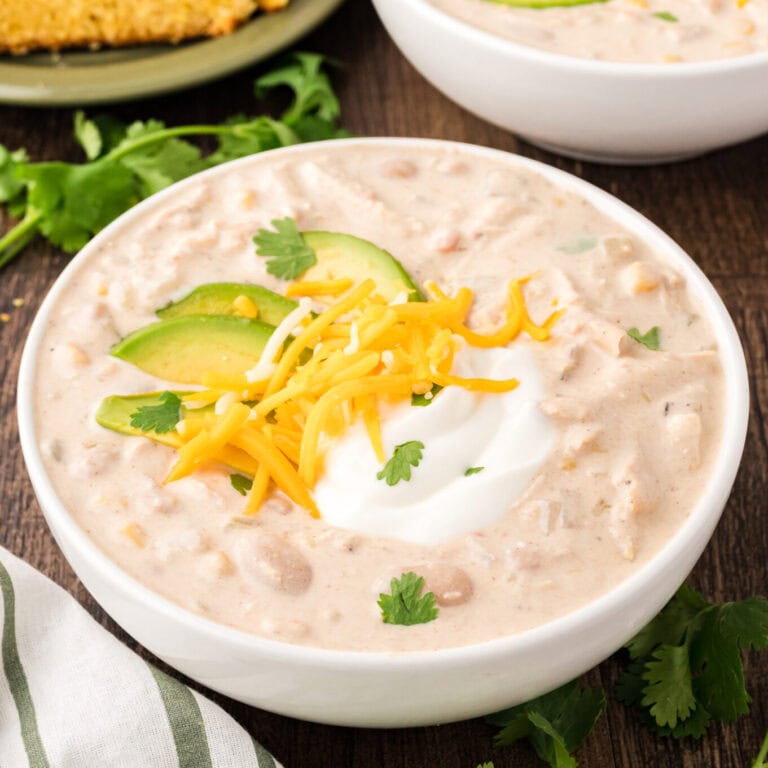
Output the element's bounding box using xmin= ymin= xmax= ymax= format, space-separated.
xmin=0 ymin=547 xmax=282 ymax=768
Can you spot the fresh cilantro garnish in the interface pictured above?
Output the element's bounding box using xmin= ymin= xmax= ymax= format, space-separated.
xmin=376 ymin=440 xmax=425 ymax=486
xmin=556 ymin=236 xmax=598 ymax=255
xmin=476 ymin=763 xmax=495 ymax=768
xmin=616 ymin=585 xmax=768 ymax=738
xmin=230 ymin=474 xmax=253 ymax=496
xmin=253 ymin=217 xmax=317 ymax=280
xmin=129 ymin=391 xmax=182 ymax=434
xmin=0 ymin=53 xmax=346 ymax=272
xmin=465 ymin=466 xmax=485 ymax=476
xmin=653 ymin=10 xmax=678 ymax=21
xmin=411 ymin=383 xmax=443 ymax=406
xmin=627 ymin=326 xmax=661 ymax=351
xmin=487 ymin=680 xmax=606 ymax=768
xmin=378 ymin=572 xmax=439 ymax=626
xmin=255 ymin=51 xmax=341 ymax=126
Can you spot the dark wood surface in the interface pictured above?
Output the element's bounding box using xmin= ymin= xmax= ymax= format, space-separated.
xmin=1 ymin=2 xmax=767 ymax=766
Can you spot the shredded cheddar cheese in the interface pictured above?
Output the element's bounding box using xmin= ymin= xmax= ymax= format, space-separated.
xmin=285 ymin=278 xmax=355 ymax=297
xmin=159 ymin=277 xmax=562 ymax=516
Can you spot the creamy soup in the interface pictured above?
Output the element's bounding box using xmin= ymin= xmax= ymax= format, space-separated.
xmin=34 ymin=143 xmax=724 ymax=652
xmin=429 ymin=0 xmax=768 ymax=63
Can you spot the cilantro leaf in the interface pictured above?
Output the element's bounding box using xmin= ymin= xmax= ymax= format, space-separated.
xmin=690 ymin=610 xmax=750 ymax=722
xmin=614 ymin=659 xmax=647 ymax=708
xmin=476 ymin=763 xmax=495 ymax=768
xmin=378 ymin=571 xmax=439 ymax=626
xmin=653 ymin=11 xmax=678 ymax=21
xmin=0 ymin=145 xmax=28 ymax=205
xmin=253 ymin=217 xmax=317 ymax=280
xmin=641 ymin=644 xmax=696 ymax=728
xmin=230 ymin=474 xmax=253 ymax=496
xmin=17 ymin=160 xmax=137 ymax=252
xmin=411 ymin=383 xmax=443 ymax=406
xmin=205 ymin=116 xmax=299 ymax=167
xmin=376 ymin=440 xmax=425 ymax=486
xmin=465 ymin=466 xmax=485 ymax=476
xmin=618 ymin=585 xmax=768 ymax=739
xmin=288 ymin=115 xmax=351 ymax=143
xmin=716 ymin=596 xmax=768 ymax=651
xmin=488 ymin=680 xmax=606 ymax=768
xmin=256 ymin=52 xmax=341 ymax=125
xmin=111 ymin=119 xmax=207 ymax=197
xmin=74 ymin=112 xmax=131 ymax=160
xmin=626 ymin=584 xmax=708 ymax=659
xmin=627 ymin=326 xmax=661 ymax=351
xmin=129 ymin=391 xmax=182 ymax=434
xmin=74 ymin=111 xmax=104 ymax=161
xmin=90 ymin=115 xmax=131 ymax=155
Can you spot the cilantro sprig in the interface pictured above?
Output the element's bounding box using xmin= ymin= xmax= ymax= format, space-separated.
xmin=480 ymin=585 xmax=768 ymax=768
xmin=376 ymin=440 xmax=425 ymax=486
xmin=129 ymin=391 xmax=182 ymax=434
xmin=0 ymin=53 xmax=348 ymax=272
xmin=627 ymin=326 xmax=661 ymax=351
xmin=378 ymin=571 xmax=439 ymax=626
xmin=487 ymin=680 xmax=606 ymax=768
xmin=253 ymin=217 xmax=317 ymax=279
xmin=616 ymin=585 xmax=768 ymax=738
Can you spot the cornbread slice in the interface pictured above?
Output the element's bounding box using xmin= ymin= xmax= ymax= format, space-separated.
xmin=0 ymin=0 xmax=288 ymax=55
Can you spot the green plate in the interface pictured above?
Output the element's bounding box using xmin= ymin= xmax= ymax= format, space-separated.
xmin=0 ymin=0 xmax=344 ymax=106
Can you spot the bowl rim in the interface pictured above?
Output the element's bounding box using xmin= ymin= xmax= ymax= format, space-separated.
xmin=389 ymin=0 xmax=768 ymax=75
xmin=17 ymin=136 xmax=750 ymax=670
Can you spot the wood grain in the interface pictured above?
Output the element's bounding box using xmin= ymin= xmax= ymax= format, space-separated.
xmin=1 ymin=1 xmax=767 ymax=765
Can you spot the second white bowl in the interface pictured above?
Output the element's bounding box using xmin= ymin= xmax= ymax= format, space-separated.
xmin=373 ymin=0 xmax=768 ymax=164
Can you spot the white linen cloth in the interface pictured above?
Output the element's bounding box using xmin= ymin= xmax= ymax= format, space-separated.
xmin=0 ymin=547 xmax=282 ymax=768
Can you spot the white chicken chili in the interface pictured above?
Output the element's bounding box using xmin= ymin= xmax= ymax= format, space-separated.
xmin=34 ymin=143 xmax=725 ymax=651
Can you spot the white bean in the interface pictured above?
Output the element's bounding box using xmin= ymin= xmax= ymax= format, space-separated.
xmin=235 ymin=534 xmax=312 ymax=595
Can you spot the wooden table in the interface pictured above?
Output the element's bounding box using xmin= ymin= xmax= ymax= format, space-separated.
xmin=1 ymin=2 xmax=766 ymax=765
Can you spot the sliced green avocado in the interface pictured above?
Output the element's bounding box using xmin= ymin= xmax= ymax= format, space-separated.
xmin=302 ymin=231 xmax=425 ymax=302
xmin=156 ymin=283 xmax=297 ymax=326
xmin=110 ymin=315 xmax=275 ymax=385
xmin=96 ymin=392 xmax=256 ymax=476
xmin=95 ymin=392 xmax=195 ymax=447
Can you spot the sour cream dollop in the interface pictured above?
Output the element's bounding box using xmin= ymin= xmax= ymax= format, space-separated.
xmin=314 ymin=344 xmax=553 ymax=544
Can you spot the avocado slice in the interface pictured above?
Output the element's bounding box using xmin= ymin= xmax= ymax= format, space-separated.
xmin=110 ymin=315 xmax=275 ymax=385
xmin=301 ymin=232 xmax=424 ymax=302
xmin=95 ymin=392 xmax=193 ymax=447
xmin=157 ymin=283 xmax=297 ymax=326
xmin=96 ymin=392 xmax=256 ymax=476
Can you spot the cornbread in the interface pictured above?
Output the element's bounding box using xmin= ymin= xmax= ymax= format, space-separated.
xmin=33 ymin=142 xmax=725 ymax=652
xmin=0 ymin=0 xmax=287 ymax=54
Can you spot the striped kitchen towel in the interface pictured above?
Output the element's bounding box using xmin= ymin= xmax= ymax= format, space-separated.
xmin=0 ymin=547 xmax=282 ymax=768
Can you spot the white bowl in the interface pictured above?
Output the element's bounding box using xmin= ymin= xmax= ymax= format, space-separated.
xmin=372 ymin=0 xmax=768 ymax=164
xmin=18 ymin=138 xmax=749 ymax=727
